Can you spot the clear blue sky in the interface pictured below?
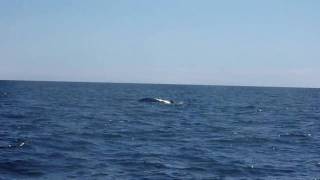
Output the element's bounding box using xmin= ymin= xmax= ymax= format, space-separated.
xmin=1 ymin=0 xmax=319 ymax=87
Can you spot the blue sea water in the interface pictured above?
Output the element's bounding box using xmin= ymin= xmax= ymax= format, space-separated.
xmin=0 ymin=80 xmax=319 ymax=179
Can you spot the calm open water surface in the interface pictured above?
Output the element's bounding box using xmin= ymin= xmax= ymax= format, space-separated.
xmin=0 ymin=81 xmax=319 ymax=179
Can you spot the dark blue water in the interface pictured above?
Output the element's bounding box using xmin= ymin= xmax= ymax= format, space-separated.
xmin=0 ymin=81 xmax=319 ymax=179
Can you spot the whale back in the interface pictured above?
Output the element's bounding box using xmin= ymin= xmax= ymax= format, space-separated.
xmin=139 ymin=98 xmax=174 ymax=104
xmin=138 ymin=98 xmax=159 ymax=103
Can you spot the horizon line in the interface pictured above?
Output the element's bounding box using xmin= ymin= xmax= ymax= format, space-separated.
xmin=0 ymin=79 xmax=319 ymax=89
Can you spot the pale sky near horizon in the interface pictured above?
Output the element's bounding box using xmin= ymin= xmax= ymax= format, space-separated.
xmin=0 ymin=0 xmax=319 ymax=87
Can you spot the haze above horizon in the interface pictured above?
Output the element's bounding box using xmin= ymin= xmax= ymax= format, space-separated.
xmin=1 ymin=0 xmax=319 ymax=88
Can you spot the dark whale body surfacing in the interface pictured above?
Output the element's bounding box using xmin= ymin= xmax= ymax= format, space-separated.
xmin=139 ymin=98 xmax=174 ymax=104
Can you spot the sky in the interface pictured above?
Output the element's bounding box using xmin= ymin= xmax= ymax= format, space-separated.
xmin=0 ymin=0 xmax=319 ymax=87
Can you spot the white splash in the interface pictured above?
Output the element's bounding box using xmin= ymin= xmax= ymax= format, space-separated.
xmin=155 ymin=98 xmax=172 ymax=104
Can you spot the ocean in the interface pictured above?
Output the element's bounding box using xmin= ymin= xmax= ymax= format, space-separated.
xmin=0 ymin=81 xmax=319 ymax=179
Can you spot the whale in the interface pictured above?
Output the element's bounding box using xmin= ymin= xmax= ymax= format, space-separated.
xmin=139 ymin=98 xmax=174 ymax=104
